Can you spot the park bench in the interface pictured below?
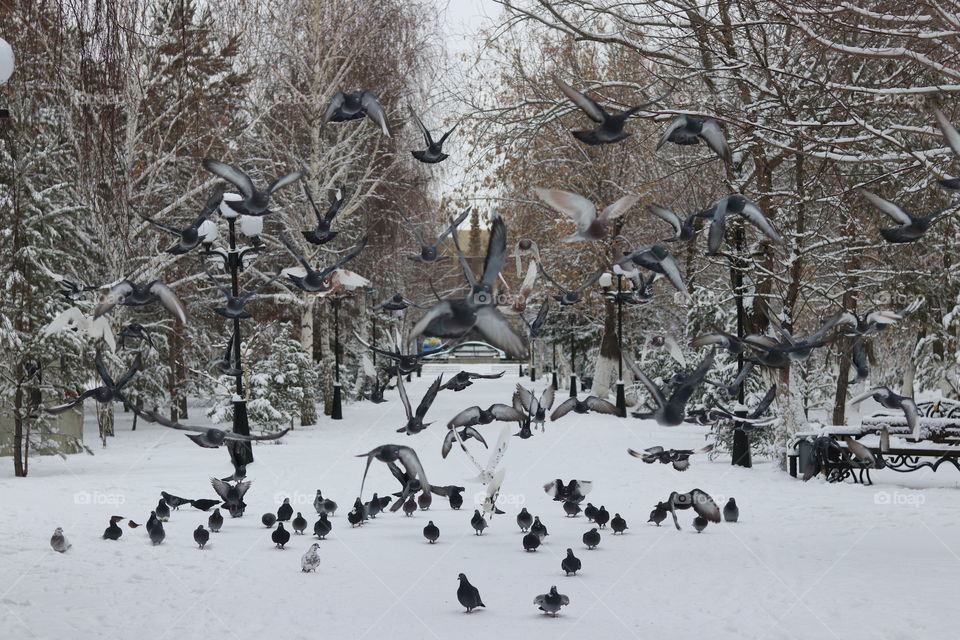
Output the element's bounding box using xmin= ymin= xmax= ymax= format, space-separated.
xmin=788 ymin=400 xmax=960 ymax=484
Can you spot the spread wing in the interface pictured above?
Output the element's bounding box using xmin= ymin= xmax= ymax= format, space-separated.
xmin=535 ymin=188 xmax=596 ymax=232
xmin=647 ymin=204 xmax=682 ymax=236
xmin=699 ymin=118 xmax=732 ymax=163
xmin=360 ymin=91 xmax=391 ymax=136
xmin=859 ymin=189 xmax=912 ymax=225
xmin=202 ymin=159 xmax=254 ymax=199
xmin=147 ymin=281 xmax=186 ymax=323
xmin=599 ymin=195 xmax=638 ymax=223
xmin=554 ymin=78 xmax=606 ymax=122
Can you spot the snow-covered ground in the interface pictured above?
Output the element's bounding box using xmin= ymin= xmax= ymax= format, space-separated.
xmin=3 ymin=370 xmax=960 ymax=640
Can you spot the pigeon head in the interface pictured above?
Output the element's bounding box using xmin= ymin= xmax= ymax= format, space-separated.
xmin=458 ymin=573 xmax=467 ymax=581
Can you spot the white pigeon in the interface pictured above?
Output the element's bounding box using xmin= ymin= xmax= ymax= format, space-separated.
xmin=455 ymin=424 xmax=510 ymax=485
xmin=50 ymin=527 xmax=71 ymax=553
xmin=301 ymin=543 xmax=321 ymax=572
xmin=44 ymin=307 xmax=116 ymax=351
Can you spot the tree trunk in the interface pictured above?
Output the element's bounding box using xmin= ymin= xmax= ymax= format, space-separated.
xmin=590 ymin=300 xmax=618 ymax=399
xmin=300 ymin=295 xmax=317 ymax=425
xmin=13 ymin=371 xmax=26 ymax=477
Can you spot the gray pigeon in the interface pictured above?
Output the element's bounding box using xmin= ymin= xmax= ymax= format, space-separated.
xmin=583 ymin=528 xmax=601 ymax=549
xmin=292 ymin=512 xmax=308 ymax=535
xmin=301 ymin=543 xmax=321 ymax=572
xmin=534 ymin=188 xmax=638 ymax=242
xmin=208 ymin=508 xmax=223 ymax=533
xmin=103 ymin=516 xmax=123 ymax=540
xmin=193 ymin=525 xmax=210 ymax=549
xmin=534 ymin=586 xmax=570 ymax=616
xmin=471 ymin=509 xmax=488 ymax=535
xmin=313 ymin=513 xmax=332 ymax=539
xmin=656 ymin=114 xmax=732 ymax=162
xmin=149 ymin=520 xmax=165 ymax=545
xmin=561 ymin=548 xmax=581 ymax=575
xmin=423 ymin=520 xmax=440 ymax=543
xmin=723 ymin=498 xmax=739 ymax=523
xmin=457 ymin=573 xmax=486 ymax=612
xmin=201 ymin=158 xmax=301 ymax=217
xmin=50 ymin=527 xmax=71 ymax=553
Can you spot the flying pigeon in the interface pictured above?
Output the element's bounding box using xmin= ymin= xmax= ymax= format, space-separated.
xmin=202 ymin=158 xmax=301 ymax=216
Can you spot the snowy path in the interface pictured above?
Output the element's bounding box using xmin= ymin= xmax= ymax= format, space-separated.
xmin=2 ymin=372 xmax=959 ymax=640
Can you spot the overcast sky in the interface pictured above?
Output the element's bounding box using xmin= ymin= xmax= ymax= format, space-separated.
xmin=436 ymin=0 xmax=501 ymax=56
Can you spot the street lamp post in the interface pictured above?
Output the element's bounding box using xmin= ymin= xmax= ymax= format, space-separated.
xmin=569 ymin=332 xmax=577 ymax=398
xmin=200 ymin=193 xmax=263 ymax=469
xmin=600 ymin=270 xmax=626 ymax=417
xmin=551 ymin=341 xmax=558 ymax=389
xmin=331 ymin=295 xmax=343 ymax=420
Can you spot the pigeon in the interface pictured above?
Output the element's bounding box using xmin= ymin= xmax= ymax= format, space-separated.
xmin=141 ymin=185 xmax=224 ymax=254
xmin=692 ymin=387 xmax=778 ymax=431
xmin=648 ymin=502 xmax=669 ymax=526
xmin=161 ymin=491 xmax=190 ymax=511
xmin=441 ymin=426 xmax=487 ymax=459
xmin=448 ymin=488 xmax=464 ymax=510
xmin=850 ymin=386 xmax=920 ymax=439
xmin=204 ymin=268 xmax=279 ymax=320
xmin=272 ymin=522 xmax=290 ymax=549
xmin=656 ymin=114 xmax=732 ymax=162
xmin=561 ymin=549 xmax=581 ymax=575
xmin=531 ymin=517 xmax=549 ymax=541
xmin=155 ymin=499 xmax=171 ymax=522
xmin=301 ymin=183 xmax=345 ymax=245
xmin=523 ymin=531 xmax=541 ymax=551
xmin=145 ymin=512 xmax=158 ymax=534
xmin=704 ymin=361 xmax=756 ymax=398
xmin=314 ymin=513 xmax=332 ymax=539
xmin=471 ymin=509 xmax=488 ymax=535
xmin=515 ymin=385 xmax=555 ymax=427
xmin=149 ymin=520 xmax=166 ymax=545
xmin=699 ymin=195 xmax=782 ymax=255
xmin=615 ymin=245 xmax=689 ymax=299
xmin=665 ymin=489 xmax=722 ymax=530
xmin=457 ymin=574 xmax=485 ymax=612
xmin=538 ymin=266 xmax=606 ymax=306
xmin=534 ymin=586 xmax=570 ymax=616
xmin=409 ymin=109 xmax=456 ymax=163
xmin=374 ymin=292 xmax=425 ymax=312
xmin=647 ymin=203 xmax=703 ymax=242
xmin=356 ymin=445 xmax=430 ymax=507
xmin=723 ymin=498 xmax=739 ymax=523
xmin=521 ymin=299 xmax=552 ymax=340
xmin=411 ymin=217 xmax=528 ymax=360
xmin=277 ymin=498 xmax=293 ymax=522
xmin=517 ymin=508 xmax=534 ymax=532
xmin=46 ymin=353 xmax=142 ymax=415
xmin=448 ymin=404 xmax=524 ymax=429
xmin=859 ymin=188 xmax=955 ymax=243
xmin=534 ymin=188 xmax=638 ymax=242
xmin=262 ymin=513 xmax=277 ymax=528
xmin=193 ymin=525 xmax=210 ymax=549
xmin=117 ymin=323 xmax=156 ymax=352
xmin=418 ymin=491 xmax=433 ymax=511
xmin=208 ymin=508 xmax=224 ymax=533
xmin=359 ymin=331 xmax=443 ymax=375
xmin=628 ymin=444 xmax=716 ymax=471
xmin=347 ymin=506 xmax=364 ymax=527
xmin=395 ymin=374 xmax=444 ymax=435
xmin=693 ymin=516 xmax=709 ymax=533
xmin=563 ymin=501 xmax=582 ymax=517
xmin=544 ymin=479 xmax=593 ymax=503
xmin=213 ymin=332 xmax=243 ymax=378
xmin=844 ymin=436 xmax=886 ymax=469
xmin=50 ymin=528 xmax=71 ymax=553
xmin=550 ymin=395 xmax=619 ymax=421
xmin=399 ymin=208 xmax=470 ymax=263
xmin=280 ymin=234 xmax=367 ymax=293
xmin=554 ymin=77 xmax=668 ymax=145
xmin=821 ymin=298 xmax=923 ymax=338
xmin=403 ymin=495 xmax=417 ymax=516
xmin=313 ymin=490 xmax=326 ymax=515
xmin=627 ymin=350 xmax=715 ymax=426
xmin=584 ymin=503 xmax=599 ymax=522
xmin=188 ymin=498 xmax=221 ymax=512
xmin=323 ymin=90 xmax=391 ymax=136
xmin=212 ymin=478 xmax=251 ymax=518
xmin=583 ymin=528 xmax=601 ymax=549
xmin=594 ymin=506 xmax=610 ymax=528
xmin=301 ymin=543 xmax=321 ymax=572
xmin=145 ymin=409 xmax=290 ymax=448
xmin=292 ymin=512 xmax=308 ymax=535
xmin=760 ymin=310 xmax=838 ymax=363
xmin=611 ymin=514 xmax=628 ymax=534
xmin=423 ymin=520 xmax=440 ymax=543
xmin=93 ymin=280 xmax=186 ymax=323
xmin=202 ymin=158 xmax=301 ymax=216
xmin=440 ymin=370 xmax=505 ymax=392
xmin=451 ymin=425 xmax=511 ymax=485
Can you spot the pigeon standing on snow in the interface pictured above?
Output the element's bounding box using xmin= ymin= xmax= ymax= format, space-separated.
xmin=155 ymin=499 xmax=171 ymax=522
xmin=563 ymin=501 xmax=582 ymax=517
xmin=402 ymin=495 xmax=417 ymax=516
xmin=292 ymin=512 xmax=308 ymax=535
xmin=262 ymin=513 xmax=277 ymax=528
xmin=272 ymin=522 xmax=291 ymax=549
xmin=423 ymin=520 xmax=440 ymax=543
xmin=208 ymin=508 xmax=223 ymax=533
xmin=594 ymin=506 xmax=610 ymax=529
xmin=457 ymin=574 xmax=485 ymax=612
xmin=301 ymin=543 xmax=321 ymax=572
xmin=583 ymin=503 xmax=598 ymax=522
xmin=693 ymin=515 xmax=709 ymax=533
xmin=523 ymin=531 xmax=541 ymax=551
xmin=649 ymin=502 xmax=669 ymax=526
xmin=313 ymin=513 xmax=332 ymax=539
xmin=723 ymin=498 xmax=739 ymax=523
xmin=193 ymin=525 xmax=210 ymax=549
xmin=583 ymin=528 xmax=601 ymax=549
xmin=611 ymin=514 xmax=628 ymax=534
xmin=531 ymin=517 xmax=549 ymax=541
xmin=50 ymin=528 xmax=71 ymax=553
xmin=561 ymin=549 xmax=581 ymax=575
xmin=103 ymin=516 xmax=124 ymax=541
xmin=149 ymin=520 xmax=165 ymax=545
xmin=534 ymin=586 xmax=570 ymax=616
xmin=471 ymin=510 xmax=488 ymax=535
xmin=517 ymin=508 xmax=534 ymax=532
xmin=277 ymin=498 xmax=293 ymax=522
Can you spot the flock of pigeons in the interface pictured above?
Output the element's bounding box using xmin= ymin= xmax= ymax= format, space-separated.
xmin=40 ymin=77 xmax=960 ymax=616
